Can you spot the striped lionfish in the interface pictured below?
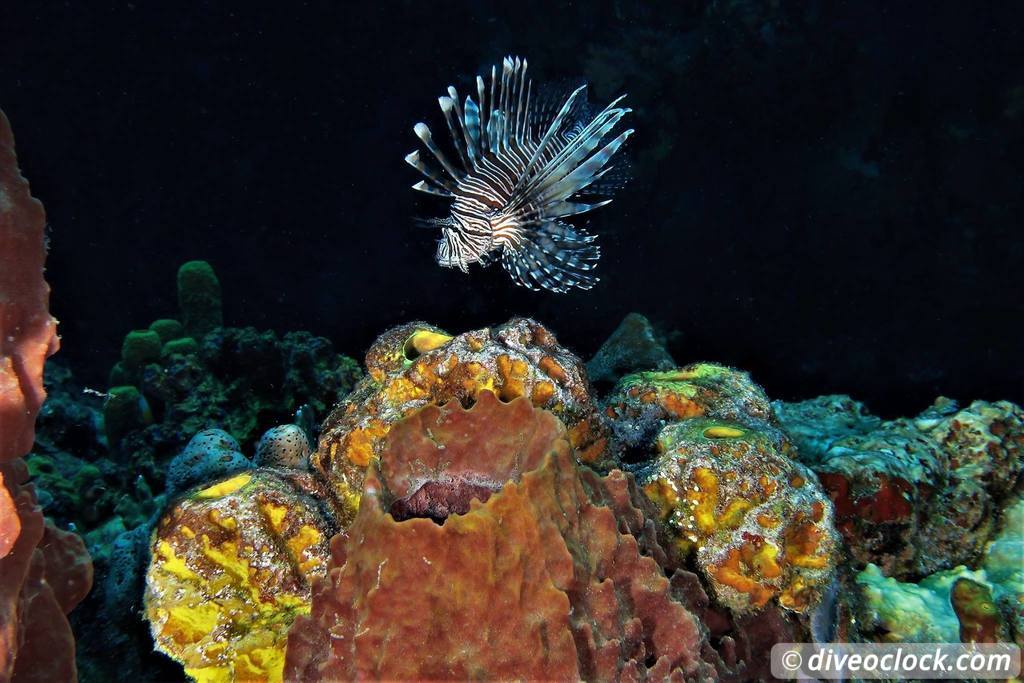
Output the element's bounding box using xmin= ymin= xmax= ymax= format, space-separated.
xmin=405 ymin=56 xmax=632 ymax=293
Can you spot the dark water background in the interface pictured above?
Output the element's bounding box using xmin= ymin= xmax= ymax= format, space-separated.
xmin=2 ymin=1 xmax=1022 ymax=416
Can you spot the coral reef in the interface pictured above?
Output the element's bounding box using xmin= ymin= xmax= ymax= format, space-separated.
xmin=586 ymin=312 xmax=675 ymax=386
xmin=18 ymin=299 xmax=1019 ymax=682
xmin=145 ymin=469 xmax=337 ymax=683
xmin=643 ymin=419 xmax=839 ymax=613
xmin=314 ymin=318 xmax=611 ymax=524
xmin=165 ymin=429 xmax=253 ymax=496
xmin=21 ymin=262 xmax=359 ymax=683
xmin=776 ymin=395 xmax=1024 ymax=577
xmin=116 ymin=325 xmax=359 ymax=478
xmin=854 ymin=495 xmax=1024 ymax=647
xmin=0 ymin=109 xmax=91 ymax=683
xmin=285 ymin=391 xmax=717 ymax=681
xmin=603 ymin=363 xmax=775 ymax=462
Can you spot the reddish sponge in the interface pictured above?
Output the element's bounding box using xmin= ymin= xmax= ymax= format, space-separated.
xmin=314 ymin=318 xmax=611 ymax=526
xmin=285 ymin=391 xmax=716 ymax=680
xmin=0 ymin=460 xmax=93 ymax=683
xmin=0 ymin=109 xmax=91 ymax=683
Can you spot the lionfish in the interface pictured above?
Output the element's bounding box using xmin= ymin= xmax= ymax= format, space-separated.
xmin=405 ymin=56 xmax=632 ymax=293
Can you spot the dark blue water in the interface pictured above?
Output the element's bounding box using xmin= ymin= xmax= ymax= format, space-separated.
xmin=2 ymin=1 xmax=1022 ymax=415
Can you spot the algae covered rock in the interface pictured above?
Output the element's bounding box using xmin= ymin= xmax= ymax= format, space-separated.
xmin=855 ymin=495 xmax=1024 ymax=647
xmin=145 ymin=469 xmax=337 ymax=683
xmin=586 ymin=312 xmax=675 ymax=385
xmin=643 ymin=418 xmax=839 ymax=613
xmin=777 ymin=395 xmax=1024 ymax=577
xmin=603 ymin=363 xmax=775 ymax=462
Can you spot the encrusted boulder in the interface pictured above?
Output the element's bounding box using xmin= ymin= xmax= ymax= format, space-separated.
xmin=776 ymin=396 xmax=1024 ymax=577
xmin=587 ymin=312 xmax=675 ymax=385
xmin=641 ymin=419 xmax=839 ymax=613
xmin=314 ymin=318 xmax=611 ymax=524
xmin=144 ymin=470 xmax=338 ymax=683
xmin=854 ymin=495 xmax=1024 ymax=647
xmin=603 ymin=364 xmax=775 ymax=463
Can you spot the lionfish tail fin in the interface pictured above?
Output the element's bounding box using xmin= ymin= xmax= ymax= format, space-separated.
xmin=501 ymin=221 xmax=601 ymax=293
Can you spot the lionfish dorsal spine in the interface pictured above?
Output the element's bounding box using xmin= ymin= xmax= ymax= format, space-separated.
xmin=406 ymin=55 xmax=631 ymax=294
xmin=512 ymin=85 xmax=588 ymax=198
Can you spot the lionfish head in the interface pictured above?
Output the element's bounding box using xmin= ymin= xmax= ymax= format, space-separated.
xmin=435 ymin=211 xmax=494 ymax=273
xmin=435 ymin=223 xmax=467 ymax=272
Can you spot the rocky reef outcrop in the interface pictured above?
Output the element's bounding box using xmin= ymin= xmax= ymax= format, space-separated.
xmin=130 ymin=313 xmax=1024 ymax=682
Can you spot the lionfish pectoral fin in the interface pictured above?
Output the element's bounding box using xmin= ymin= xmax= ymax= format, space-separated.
xmin=501 ymin=221 xmax=600 ymax=294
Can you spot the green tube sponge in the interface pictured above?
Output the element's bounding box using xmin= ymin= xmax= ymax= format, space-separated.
xmin=104 ymin=385 xmax=152 ymax=449
xmin=177 ymin=260 xmax=222 ymax=338
xmin=161 ymin=336 xmax=199 ymax=357
xmin=108 ymin=362 xmax=131 ymax=387
xmin=121 ymin=330 xmax=163 ymax=371
xmin=149 ymin=318 xmax=184 ymax=344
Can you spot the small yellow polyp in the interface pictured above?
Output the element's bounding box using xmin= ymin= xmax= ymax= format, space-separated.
xmin=404 ymin=329 xmax=453 ymax=358
xmin=703 ymin=426 xmax=744 ymax=439
xmin=195 ymin=473 xmax=253 ymax=499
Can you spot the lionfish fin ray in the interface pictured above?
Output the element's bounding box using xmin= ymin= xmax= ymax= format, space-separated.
xmin=511 ymin=100 xmax=630 ymax=212
xmin=414 ymin=122 xmax=463 ymax=181
xmin=501 ymin=221 xmax=601 ymax=293
xmin=439 ymin=95 xmax=472 ymax=172
xmin=405 ymin=150 xmax=457 ymax=192
xmin=541 ymin=198 xmax=613 ymax=219
xmin=412 ymin=180 xmax=454 ymax=197
xmin=536 ymin=128 xmax=634 ymax=204
xmin=512 ymin=84 xmax=588 ymax=191
xmin=462 ymin=95 xmax=482 ymax=163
